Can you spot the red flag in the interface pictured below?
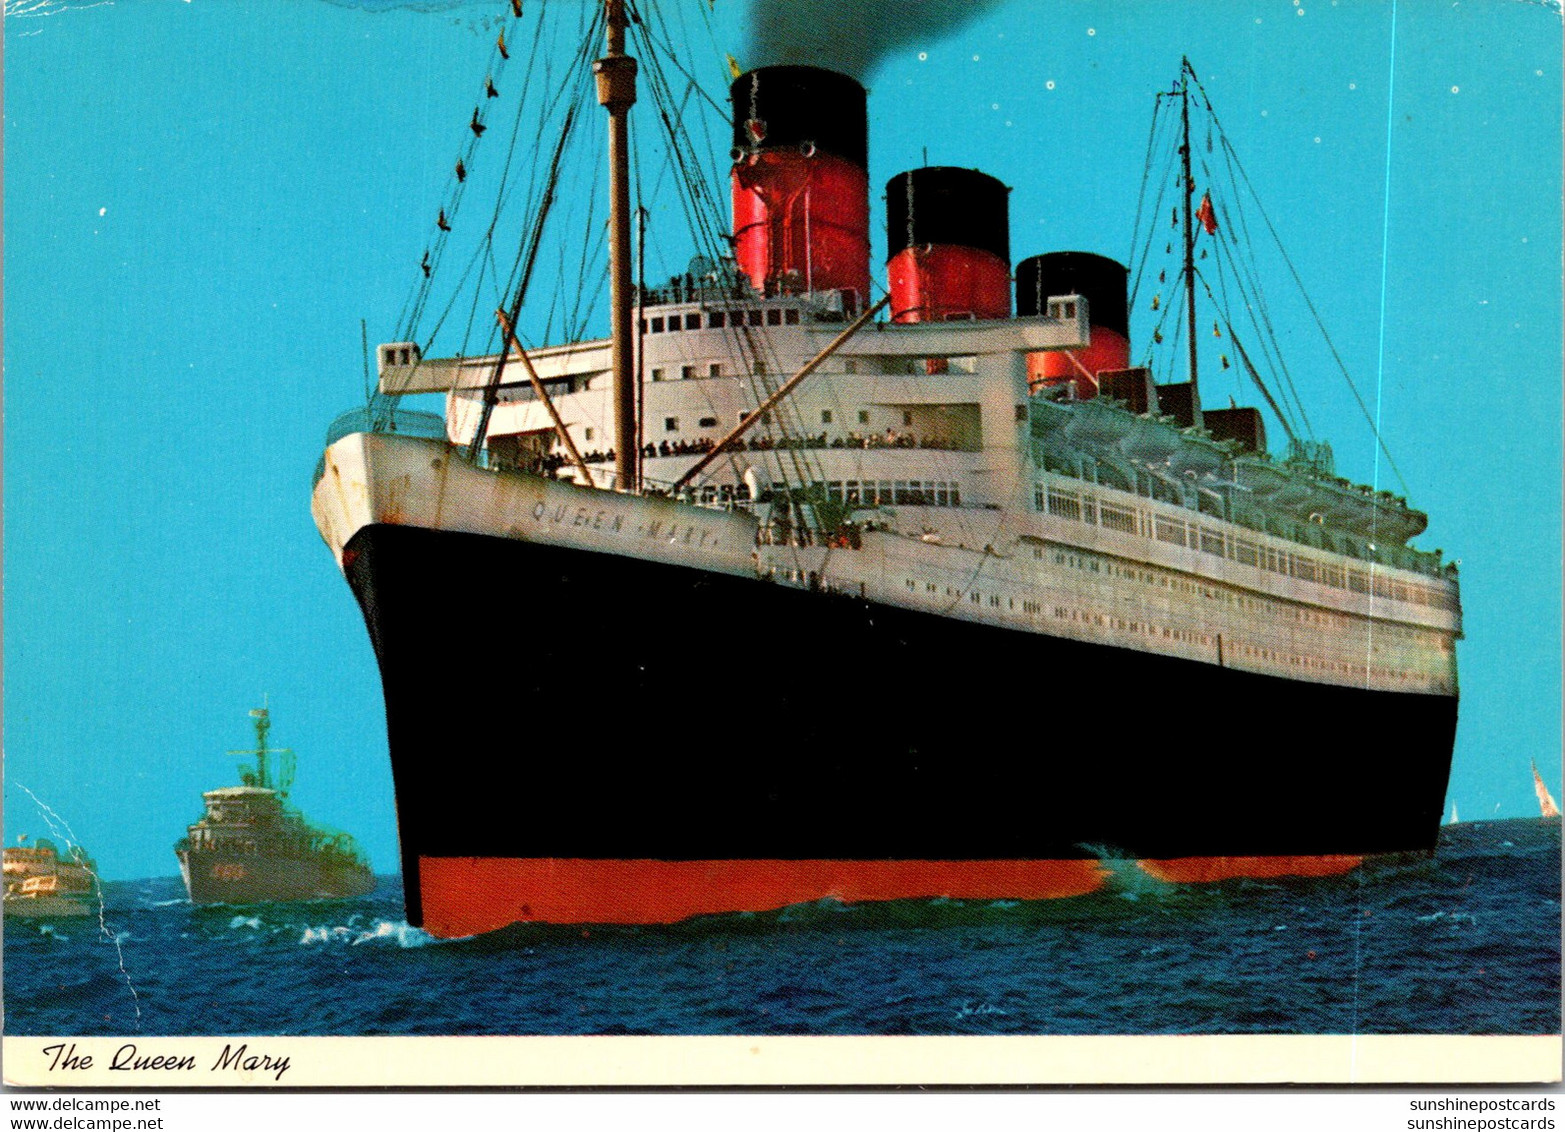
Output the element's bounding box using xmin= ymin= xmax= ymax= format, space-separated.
xmin=1196 ymin=192 xmax=1218 ymax=236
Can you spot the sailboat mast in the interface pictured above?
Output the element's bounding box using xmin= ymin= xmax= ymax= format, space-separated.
xmin=596 ymin=0 xmax=639 ymax=493
xmin=1179 ymin=58 xmax=1200 ymax=413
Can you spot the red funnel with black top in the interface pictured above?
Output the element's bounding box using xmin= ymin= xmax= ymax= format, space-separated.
xmin=730 ymin=66 xmax=870 ymax=306
xmin=1017 ymin=251 xmax=1130 ymax=398
xmin=885 ymin=167 xmax=1011 ymax=324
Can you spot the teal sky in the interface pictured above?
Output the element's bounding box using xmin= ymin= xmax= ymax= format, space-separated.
xmin=4 ymin=0 xmax=1561 ymax=880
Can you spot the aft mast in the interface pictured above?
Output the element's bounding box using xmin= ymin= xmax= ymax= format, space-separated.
xmin=595 ymin=0 xmax=639 ymax=494
xmin=1177 ymin=57 xmax=1202 ymax=428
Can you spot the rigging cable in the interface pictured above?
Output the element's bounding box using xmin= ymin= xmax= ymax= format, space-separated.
xmin=1186 ymin=69 xmax=1411 ymax=495
xmin=1127 ymin=94 xmax=1179 ymax=313
xmin=467 ymin=101 xmax=582 ymax=461
xmin=1199 ymin=178 xmax=1313 ymax=437
xmin=394 ymin=15 xmax=523 ymax=342
xmin=1200 ymin=127 xmax=1314 ymax=437
xmin=629 ymin=4 xmax=826 ymax=491
xmin=1191 ymin=269 xmax=1300 ymax=446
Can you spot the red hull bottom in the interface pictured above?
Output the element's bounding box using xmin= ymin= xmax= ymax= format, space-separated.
xmin=417 ymin=855 xmax=1366 ymax=938
xmin=1137 ymin=855 xmax=1363 ymax=884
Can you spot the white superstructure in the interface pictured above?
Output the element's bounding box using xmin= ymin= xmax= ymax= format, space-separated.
xmin=315 ymin=288 xmax=1459 ymax=699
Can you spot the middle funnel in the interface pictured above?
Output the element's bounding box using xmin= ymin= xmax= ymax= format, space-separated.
xmin=886 ymin=166 xmax=1011 ymax=323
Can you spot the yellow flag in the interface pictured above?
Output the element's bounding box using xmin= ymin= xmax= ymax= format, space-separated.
xmin=727 ymin=53 xmax=743 ymax=79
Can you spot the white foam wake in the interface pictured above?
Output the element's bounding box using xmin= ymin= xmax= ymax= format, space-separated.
xmin=299 ymin=918 xmax=438 ymax=949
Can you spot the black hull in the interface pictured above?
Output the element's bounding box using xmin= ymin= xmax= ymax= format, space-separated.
xmin=344 ymin=522 xmax=1457 ymax=928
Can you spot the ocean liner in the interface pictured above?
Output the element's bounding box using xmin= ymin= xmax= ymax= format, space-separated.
xmin=311 ymin=4 xmax=1460 ymax=937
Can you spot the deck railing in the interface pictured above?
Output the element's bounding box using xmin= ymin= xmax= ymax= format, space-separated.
xmin=313 ymin=408 xmax=448 ymax=485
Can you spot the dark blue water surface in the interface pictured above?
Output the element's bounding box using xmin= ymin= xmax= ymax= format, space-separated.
xmin=4 ymin=819 xmax=1558 ymax=1037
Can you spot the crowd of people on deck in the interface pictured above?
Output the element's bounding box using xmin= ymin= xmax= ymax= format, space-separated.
xmin=627 ymin=429 xmax=961 ymax=457
xmin=515 ymin=426 xmax=961 ymax=480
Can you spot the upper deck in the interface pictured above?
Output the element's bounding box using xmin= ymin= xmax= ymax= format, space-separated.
xmin=363 ymin=286 xmax=1455 ymax=591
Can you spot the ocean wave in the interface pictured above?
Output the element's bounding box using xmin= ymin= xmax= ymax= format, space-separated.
xmin=954 ymin=1001 xmax=1009 ymax=1020
xmin=5 ymin=836 xmax=1557 ymax=1037
xmin=299 ymin=925 xmax=355 ymax=944
xmin=299 ymin=918 xmax=439 ymax=949
xmin=1416 ymin=910 xmax=1477 ymax=927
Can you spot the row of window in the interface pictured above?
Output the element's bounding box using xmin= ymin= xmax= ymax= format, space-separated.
xmin=1047 ymin=606 xmax=1431 ymax=683
xmin=651 ymin=363 xmax=724 ymax=382
xmin=642 ymin=306 xmax=801 ymax=335
xmin=820 ymin=480 xmax=962 ymax=507
xmin=1036 ymin=483 xmax=1458 ymax=614
xmin=638 ymin=351 xmax=962 ymax=385
xmin=1047 ymin=545 xmax=1446 ymax=647
xmin=890 ymin=574 xmax=1445 ymax=689
xmin=655 ymin=408 xmax=903 ymax=435
xmin=1041 ymin=546 xmax=1362 ymax=634
xmin=691 ymin=483 xmax=753 ymax=505
xmin=639 ymin=353 xmax=967 ymax=386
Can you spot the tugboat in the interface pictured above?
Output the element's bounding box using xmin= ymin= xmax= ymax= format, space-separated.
xmin=175 ymin=704 xmax=375 ymax=904
xmin=4 ymin=837 xmax=99 ymax=919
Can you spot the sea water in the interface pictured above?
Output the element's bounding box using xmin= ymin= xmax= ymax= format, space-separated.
xmin=4 ymin=819 xmax=1557 ymax=1036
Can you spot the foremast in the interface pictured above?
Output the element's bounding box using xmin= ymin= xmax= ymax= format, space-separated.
xmin=231 ymin=701 xmax=294 ymax=796
xmin=594 ymin=0 xmax=639 ymax=494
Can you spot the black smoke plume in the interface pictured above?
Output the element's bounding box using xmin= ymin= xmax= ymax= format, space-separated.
xmin=740 ymin=0 xmax=1007 ymax=80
